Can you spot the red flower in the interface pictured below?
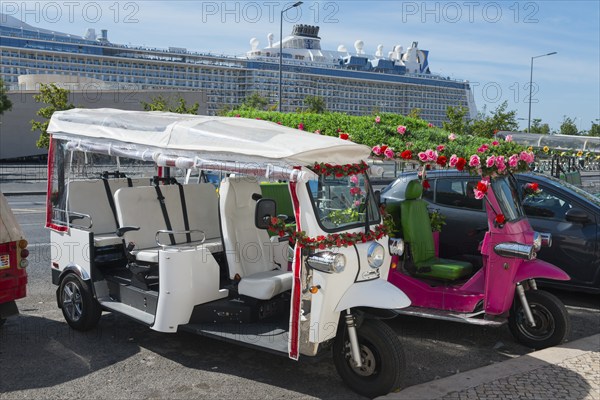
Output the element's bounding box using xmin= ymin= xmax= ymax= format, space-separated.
xmin=339 ymin=133 xmax=349 ymax=140
xmin=422 ymin=180 xmax=430 ymax=190
xmin=527 ymin=182 xmax=539 ymax=191
xmin=335 ymin=172 xmax=344 ymax=178
xmin=380 ymin=145 xmax=388 ymax=152
xmin=336 ymin=128 xmax=342 ymax=133
xmin=495 ymin=214 xmax=506 ymax=224
xmin=456 ymin=157 xmax=466 ymax=171
xmin=436 ymin=155 xmax=448 ymax=166
xmin=270 ymin=216 xmax=279 ymax=225
xmin=476 ymin=181 xmax=489 ymax=193
xmin=235 ymin=114 xmax=241 ymax=117
xmin=298 ymin=123 xmax=304 ymax=130
xmin=400 ymin=150 xmax=413 ymax=160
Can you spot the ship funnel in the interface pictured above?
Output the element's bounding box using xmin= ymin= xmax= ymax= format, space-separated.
xmin=250 ymin=37 xmax=259 ymax=51
xmin=84 ymin=28 xmax=96 ymax=40
xmin=100 ymin=29 xmax=108 ymax=42
xmin=375 ymin=44 xmax=383 ymax=58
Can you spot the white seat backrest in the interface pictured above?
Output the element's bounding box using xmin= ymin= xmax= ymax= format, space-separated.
xmin=114 ymin=183 xmax=221 ymax=250
xmin=68 ymin=179 xmax=131 ymax=234
xmin=219 ymin=176 xmax=272 ymax=279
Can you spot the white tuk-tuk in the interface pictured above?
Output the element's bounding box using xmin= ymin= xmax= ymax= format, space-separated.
xmin=46 ymin=108 xmax=410 ymax=397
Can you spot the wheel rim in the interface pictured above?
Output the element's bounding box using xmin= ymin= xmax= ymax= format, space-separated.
xmin=62 ymin=281 xmax=83 ymax=322
xmin=343 ymin=339 xmax=381 ymax=377
xmin=516 ymin=302 xmax=555 ymax=341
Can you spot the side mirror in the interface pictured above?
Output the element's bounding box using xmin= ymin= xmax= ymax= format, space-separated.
xmin=565 ymin=208 xmax=589 ymax=224
xmin=255 ymin=198 xmax=277 ymax=229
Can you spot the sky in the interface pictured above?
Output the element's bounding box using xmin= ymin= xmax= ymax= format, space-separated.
xmin=3 ymin=1 xmax=599 ymax=132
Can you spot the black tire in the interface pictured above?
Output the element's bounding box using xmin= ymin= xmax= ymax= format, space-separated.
xmin=59 ymin=274 xmax=101 ymax=331
xmin=333 ymin=319 xmax=405 ymax=398
xmin=508 ymin=289 xmax=570 ymax=350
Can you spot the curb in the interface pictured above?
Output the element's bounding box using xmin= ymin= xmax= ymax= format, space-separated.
xmin=380 ymin=334 xmax=600 ymax=400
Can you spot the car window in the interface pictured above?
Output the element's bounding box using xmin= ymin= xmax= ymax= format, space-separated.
xmin=522 ymin=189 xmax=573 ymax=220
xmin=434 ymin=178 xmax=483 ymax=210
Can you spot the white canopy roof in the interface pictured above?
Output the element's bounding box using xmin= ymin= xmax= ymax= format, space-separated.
xmin=48 ymin=108 xmax=372 ymax=166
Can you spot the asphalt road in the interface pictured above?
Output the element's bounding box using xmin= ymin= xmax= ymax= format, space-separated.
xmin=1 ymin=195 xmax=599 ymax=399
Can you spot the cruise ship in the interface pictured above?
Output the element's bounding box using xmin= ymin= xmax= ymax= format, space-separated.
xmin=1 ymin=14 xmax=476 ymax=125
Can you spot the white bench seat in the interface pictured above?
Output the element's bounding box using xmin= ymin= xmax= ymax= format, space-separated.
xmin=114 ymin=183 xmax=223 ymax=263
xmin=93 ymin=234 xmax=124 ymax=247
xmin=134 ymin=238 xmax=224 ymax=264
xmin=238 ymin=270 xmax=293 ymax=300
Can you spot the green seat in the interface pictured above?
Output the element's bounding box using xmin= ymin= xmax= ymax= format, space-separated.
xmin=400 ymin=180 xmax=472 ymax=280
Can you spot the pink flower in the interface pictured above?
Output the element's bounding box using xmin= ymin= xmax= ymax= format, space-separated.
xmin=354 ymin=200 xmax=361 ymax=207
xmin=509 ymin=154 xmax=519 ymax=167
xmin=418 ymin=152 xmax=428 ymax=162
xmin=298 ymin=123 xmax=304 ymax=130
xmin=497 ymin=161 xmax=507 ymax=172
xmin=426 ymin=149 xmax=438 ymax=161
xmin=314 ymin=129 xmax=320 ymax=134
xmin=384 ymin=148 xmax=395 ymax=159
xmin=520 ymin=151 xmax=534 ymax=163
xmin=375 ymin=116 xmax=381 ymax=123
xmin=477 ymin=144 xmax=489 ymax=153
xmin=505 ymin=135 xmax=513 ymax=142
xmin=436 ymin=145 xmax=445 ymax=152
xmin=350 ymin=175 xmax=359 ymax=184
xmin=448 ymin=133 xmax=456 ymax=141
xmin=449 ymin=154 xmax=459 ymax=167
xmin=428 ymin=123 xmax=434 ymax=128
xmin=235 ymin=114 xmax=241 ymax=117
xmin=474 ymin=189 xmax=485 ymax=200
xmin=372 ymin=145 xmax=382 ymax=155
xmin=492 ymin=141 xmax=499 ymax=146
xmin=397 ymin=125 xmax=407 ymax=134
xmin=469 ymin=155 xmax=481 ymax=167
xmin=486 ymin=155 xmax=496 ymax=168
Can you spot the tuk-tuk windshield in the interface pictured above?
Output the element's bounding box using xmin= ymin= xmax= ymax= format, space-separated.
xmin=492 ymin=175 xmax=525 ymax=222
xmin=308 ymin=173 xmax=380 ymax=232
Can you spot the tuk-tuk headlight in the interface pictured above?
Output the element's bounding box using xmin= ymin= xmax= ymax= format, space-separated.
xmin=367 ymin=242 xmax=385 ymax=269
xmin=389 ymin=238 xmax=404 ymax=256
xmin=533 ymin=232 xmax=542 ymax=252
xmin=306 ymin=252 xmax=346 ymax=273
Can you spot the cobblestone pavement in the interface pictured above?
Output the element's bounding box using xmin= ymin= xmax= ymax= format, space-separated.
xmin=384 ymin=334 xmax=600 ymax=400
xmin=441 ymin=351 xmax=600 ymax=400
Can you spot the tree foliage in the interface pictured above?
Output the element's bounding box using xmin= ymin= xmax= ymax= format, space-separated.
xmin=442 ymin=106 xmax=470 ymax=135
xmin=0 ymin=78 xmax=12 ymax=115
xmin=241 ymin=92 xmax=270 ymax=110
xmin=559 ymin=116 xmax=579 ymax=135
xmin=304 ymin=95 xmax=326 ymax=113
xmin=444 ymin=101 xmax=518 ymax=137
xmin=141 ymin=95 xmax=199 ymax=114
xmin=31 ymin=83 xmax=74 ymax=149
xmin=528 ymin=118 xmax=551 ymax=134
xmin=588 ymin=119 xmax=599 ymax=137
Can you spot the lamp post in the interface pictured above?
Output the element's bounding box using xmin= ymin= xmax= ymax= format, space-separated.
xmin=279 ymin=1 xmax=303 ymax=112
xmin=527 ymin=51 xmax=557 ymax=133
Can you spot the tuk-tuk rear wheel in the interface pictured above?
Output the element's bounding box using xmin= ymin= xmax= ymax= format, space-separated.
xmin=59 ymin=274 xmax=101 ymax=331
xmin=333 ymin=319 xmax=405 ymax=398
xmin=508 ymin=289 xmax=570 ymax=350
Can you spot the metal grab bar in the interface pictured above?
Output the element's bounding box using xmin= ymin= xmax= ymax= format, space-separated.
xmin=155 ymin=229 xmax=206 ymax=249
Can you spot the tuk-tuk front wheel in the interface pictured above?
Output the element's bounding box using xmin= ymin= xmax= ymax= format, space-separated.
xmin=508 ymin=289 xmax=570 ymax=350
xmin=333 ymin=319 xmax=405 ymax=398
xmin=59 ymin=274 xmax=101 ymax=331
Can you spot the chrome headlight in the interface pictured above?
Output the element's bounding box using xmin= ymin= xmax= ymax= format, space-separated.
xmin=389 ymin=238 xmax=404 ymax=256
xmin=494 ymin=242 xmax=536 ymax=260
xmin=367 ymin=242 xmax=385 ymax=268
xmin=533 ymin=232 xmax=542 ymax=252
xmin=540 ymin=232 xmax=552 ymax=248
xmin=307 ymin=252 xmax=346 ymax=273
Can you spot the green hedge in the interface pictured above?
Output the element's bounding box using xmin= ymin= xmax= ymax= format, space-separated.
xmin=226 ymin=109 xmax=526 ymax=163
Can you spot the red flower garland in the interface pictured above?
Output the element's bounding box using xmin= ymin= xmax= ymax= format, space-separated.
xmin=268 ymin=216 xmax=389 ymax=250
xmin=310 ymin=161 xmax=369 ymax=177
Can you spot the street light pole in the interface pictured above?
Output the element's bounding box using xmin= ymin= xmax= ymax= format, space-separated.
xmin=279 ymin=1 xmax=303 ymax=112
xmin=527 ymin=51 xmax=557 ymax=133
